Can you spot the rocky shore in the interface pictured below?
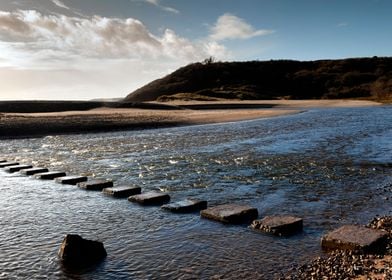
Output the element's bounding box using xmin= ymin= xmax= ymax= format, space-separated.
xmin=280 ymin=216 xmax=392 ymax=279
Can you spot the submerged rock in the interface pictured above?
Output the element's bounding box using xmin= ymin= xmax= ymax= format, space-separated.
xmin=251 ymin=216 xmax=303 ymax=236
xmin=58 ymin=234 xmax=107 ymax=267
xmin=200 ymin=204 xmax=258 ymax=224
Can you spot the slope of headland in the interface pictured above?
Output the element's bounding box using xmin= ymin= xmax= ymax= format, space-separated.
xmin=125 ymin=57 xmax=392 ymax=103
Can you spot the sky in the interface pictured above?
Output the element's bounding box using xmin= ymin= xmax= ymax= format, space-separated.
xmin=0 ymin=0 xmax=391 ymax=100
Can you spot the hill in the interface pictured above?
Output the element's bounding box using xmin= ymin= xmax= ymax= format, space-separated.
xmin=124 ymin=57 xmax=392 ymax=103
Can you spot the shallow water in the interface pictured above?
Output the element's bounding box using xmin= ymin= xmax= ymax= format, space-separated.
xmin=0 ymin=107 xmax=391 ymax=279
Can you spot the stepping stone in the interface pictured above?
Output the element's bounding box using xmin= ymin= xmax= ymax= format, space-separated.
xmin=200 ymin=204 xmax=258 ymax=224
xmin=34 ymin=171 xmax=67 ymax=180
xmin=77 ymin=180 xmax=113 ymax=191
xmin=162 ymin=199 xmax=208 ymax=213
xmin=128 ymin=191 xmax=170 ymax=205
xmin=55 ymin=176 xmax=88 ymax=185
xmin=251 ymin=216 xmax=303 ymax=236
xmin=20 ymin=167 xmax=49 ymax=176
xmin=321 ymin=225 xmax=388 ymax=254
xmin=0 ymin=162 xmax=19 ymax=168
xmin=102 ymin=186 xmax=141 ymax=198
xmin=5 ymin=164 xmax=33 ymax=173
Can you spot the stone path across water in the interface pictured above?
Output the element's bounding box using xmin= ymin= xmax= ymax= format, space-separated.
xmin=1 ymin=157 xmax=389 ymax=264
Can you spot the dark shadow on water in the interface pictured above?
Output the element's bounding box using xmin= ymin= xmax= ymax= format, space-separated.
xmin=59 ymin=259 xmax=107 ymax=278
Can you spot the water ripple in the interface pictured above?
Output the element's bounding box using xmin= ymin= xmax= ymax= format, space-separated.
xmin=0 ymin=107 xmax=391 ymax=279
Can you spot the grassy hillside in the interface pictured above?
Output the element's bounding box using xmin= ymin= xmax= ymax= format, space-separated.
xmin=124 ymin=57 xmax=392 ymax=103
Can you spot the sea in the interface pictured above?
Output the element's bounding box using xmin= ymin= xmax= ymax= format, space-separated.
xmin=0 ymin=106 xmax=391 ymax=279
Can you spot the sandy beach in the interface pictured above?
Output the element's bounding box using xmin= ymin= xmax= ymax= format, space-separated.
xmin=0 ymin=100 xmax=382 ymax=139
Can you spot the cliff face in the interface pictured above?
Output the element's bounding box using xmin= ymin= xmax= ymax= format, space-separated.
xmin=124 ymin=57 xmax=392 ymax=102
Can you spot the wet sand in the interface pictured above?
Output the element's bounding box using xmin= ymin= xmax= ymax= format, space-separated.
xmin=0 ymin=100 xmax=381 ymax=139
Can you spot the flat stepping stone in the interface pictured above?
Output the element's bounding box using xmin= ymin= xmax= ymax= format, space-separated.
xmin=162 ymin=199 xmax=208 ymax=213
xmin=77 ymin=180 xmax=113 ymax=191
xmin=128 ymin=191 xmax=170 ymax=205
xmin=102 ymin=186 xmax=141 ymax=198
xmin=200 ymin=204 xmax=258 ymax=224
xmin=5 ymin=164 xmax=33 ymax=173
xmin=55 ymin=176 xmax=88 ymax=185
xmin=0 ymin=162 xmax=19 ymax=168
xmin=20 ymin=167 xmax=49 ymax=175
xmin=251 ymin=216 xmax=303 ymax=236
xmin=321 ymin=225 xmax=388 ymax=253
xmin=34 ymin=171 xmax=67 ymax=180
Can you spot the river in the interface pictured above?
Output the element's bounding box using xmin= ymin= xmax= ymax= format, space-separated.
xmin=0 ymin=106 xmax=391 ymax=279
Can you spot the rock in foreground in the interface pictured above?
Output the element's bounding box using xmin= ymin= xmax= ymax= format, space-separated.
xmin=58 ymin=234 xmax=107 ymax=267
xmin=321 ymin=225 xmax=388 ymax=254
xmin=281 ymin=216 xmax=392 ymax=280
xmin=200 ymin=204 xmax=258 ymax=224
xmin=162 ymin=199 xmax=208 ymax=213
xmin=251 ymin=216 xmax=303 ymax=236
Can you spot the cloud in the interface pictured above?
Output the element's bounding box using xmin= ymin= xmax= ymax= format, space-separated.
xmin=0 ymin=9 xmax=228 ymax=68
xmin=210 ymin=13 xmax=273 ymax=41
xmin=50 ymin=0 xmax=70 ymax=10
xmin=0 ymin=11 xmax=32 ymax=37
xmin=144 ymin=0 xmax=180 ymax=14
xmin=0 ymin=10 xmax=234 ymax=100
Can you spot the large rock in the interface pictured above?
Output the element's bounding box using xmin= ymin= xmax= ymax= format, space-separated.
xmin=251 ymin=216 xmax=303 ymax=236
xmin=321 ymin=225 xmax=388 ymax=253
xmin=20 ymin=167 xmax=49 ymax=175
xmin=55 ymin=176 xmax=88 ymax=185
xmin=77 ymin=179 xmax=113 ymax=191
xmin=34 ymin=171 xmax=66 ymax=180
xmin=162 ymin=199 xmax=208 ymax=213
xmin=102 ymin=186 xmax=141 ymax=198
xmin=128 ymin=191 xmax=170 ymax=205
xmin=58 ymin=234 xmax=107 ymax=267
xmin=200 ymin=204 xmax=258 ymax=224
xmin=5 ymin=164 xmax=33 ymax=173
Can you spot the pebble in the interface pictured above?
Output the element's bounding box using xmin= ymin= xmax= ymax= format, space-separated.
xmin=280 ymin=216 xmax=392 ymax=279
